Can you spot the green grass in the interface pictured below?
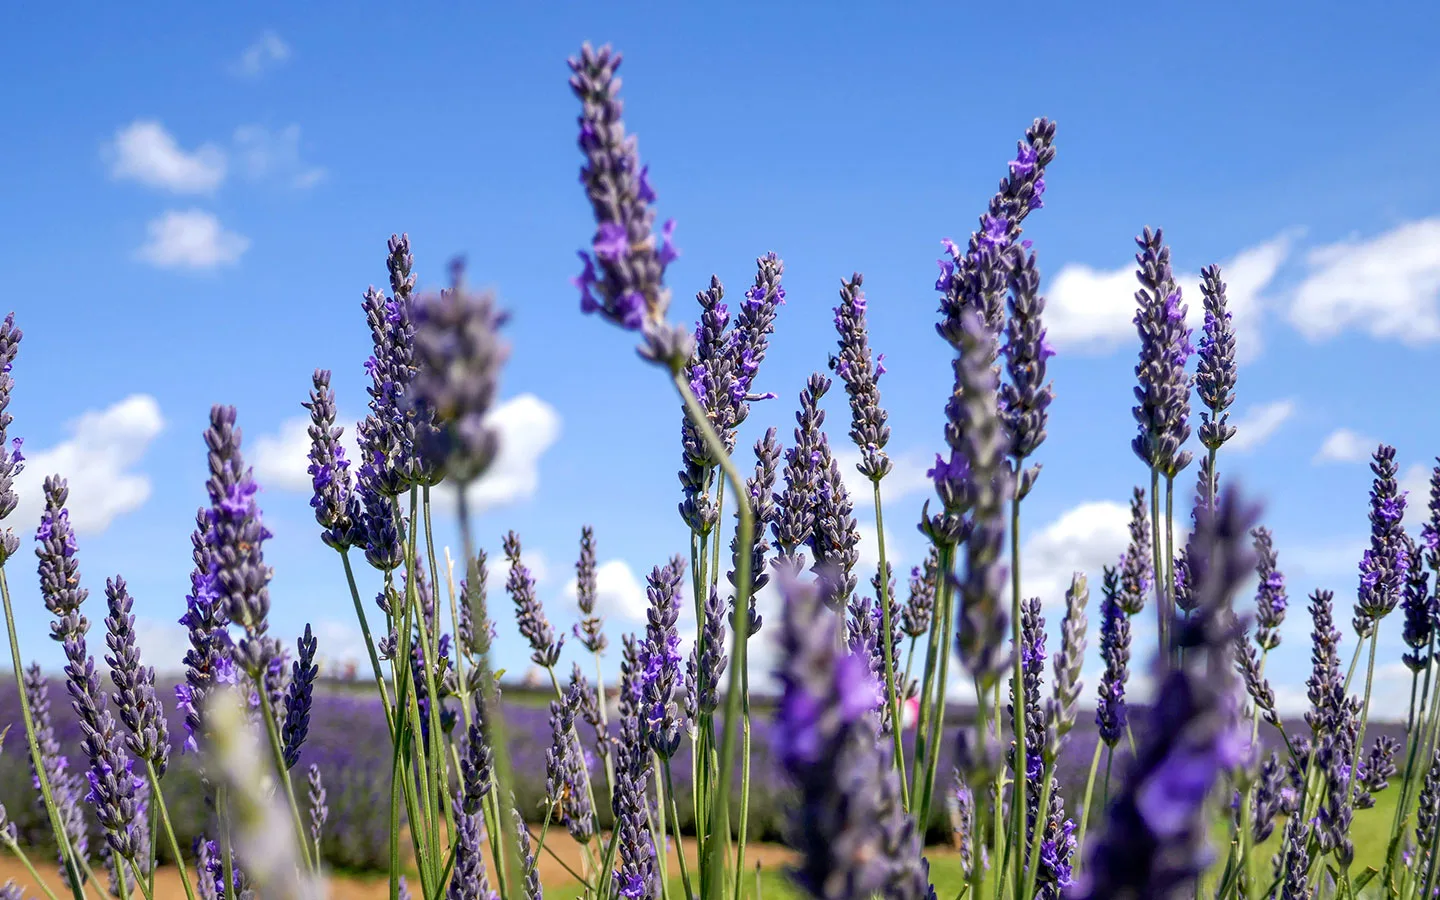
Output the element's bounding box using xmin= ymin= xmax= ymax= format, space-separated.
xmin=531 ymin=785 xmax=1415 ymax=900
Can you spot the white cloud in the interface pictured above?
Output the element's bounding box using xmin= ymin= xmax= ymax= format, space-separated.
xmin=563 ymin=559 xmax=648 ymax=622
xmin=834 ymin=448 xmax=935 ymax=518
xmin=444 ymin=394 xmax=562 ymax=513
xmin=1313 ymin=428 xmax=1379 ymax=465
xmin=1289 ymin=219 xmax=1440 ymax=344
xmin=1046 ymin=234 xmax=1292 ymax=357
xmin=1018 ymin=500 xmax=1133 ymax=607
xmin=232 ymin=31 xmax=290 ymax=78
xmin=136 ymin=209 xmax=249 ymax=270
xmin=106 ymin=120 xmax=226 ymax=194
xmin=252 ymin=414 xmax=361 ymax=493
xmin=1402 ymin=463 xmax=1433 ymax=528
xmin=13 ymin=395 xmax=164 ymax=534
xmin=234 ymin=124 xmax=326 ymax=189
xmin=1227 ymin=399 xmax=1296 ymax=452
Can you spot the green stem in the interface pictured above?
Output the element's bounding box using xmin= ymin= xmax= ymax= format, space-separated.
xmin=254 ymin=685 xmax=316 ymax=873
xmin=218 ymin=784 xmax=236 ymax=900
xmin=1019 ymin=757 xmax=1058 ymax=900
xmin=664 ymin=760 xmax=696 ymax=900
xmin=872 ymin=478 xmax=909 ymax=807
xmin=1164 ymin=474 xmax=1177 ymax=667
xmin=144 ymin=761 xmax=198 ymax=900
xmin=4 ymin=838 xmax=63 ymax=900
xmin=1149 ymin=468 xmax=1166 ymax=667
xmin=416 ymin=488 xmax=456 ymax=855
xmin=0 ymin=569 xmax=87 ymax=900
xmin=340 ymin=549 xmax=397 ymax=737
xmin=732 ymin=664 xmax=752 ymax=900
xmin=1074 ymin=739 xmax=1105 ymax=869
xmin=908 ymin=545 xmax=949 ymax=811
xmin=674 ymin=374 xmax=754 ymax=900
xmin=1007 ymin=491 xmax=1026 ymax=900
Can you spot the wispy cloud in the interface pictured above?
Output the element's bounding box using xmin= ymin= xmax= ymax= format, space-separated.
xmin=136 ymin=210 xmax=249 ymax=270
xmin=1228 ymin=399 xmax=1297 ymax=452
xmin=105 ymin=120 xmax=226 ymax=194
xmin=1289 ymin=218 xmax=1440 ymax=344
xmin=1314 ymin=428 xmax=1379 ymax=465
xmin=234 ymin=124 xmax=326 ymax=189
xmin=1046 ymin=233 xmax=1292 ymax=358
xmin=232 ymin=31 xmax=290 ymax=78
xmin=13 ymin=395 xmax=165 ymax=534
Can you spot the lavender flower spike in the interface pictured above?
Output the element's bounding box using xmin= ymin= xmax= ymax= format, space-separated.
xmin=1048 ymin=572 xmax=1087 ymax=747
xmin=1195 ymin=265 xmax=1237 ymax=452
xmin=504 ymin=531 xmax=561 ymax=668
xmin=410 ymin=260 xmax=511 ymax=484
xmin=25 ymin=664 xmax=90 ymax=884
xmin=1000 ymin=246 xmax=1055 ymax=500
xmin=104 ymin=576 xmax=171 ymax=776
xmin=1094 ymin=567 xmax=1130 ymax=748
xmin=1251 ymin=526 xmax=1287 ymax=651
xmin=281 ymin=624 xmax=318 ymax=769
xmin=1071 ymin=485 xmax=1258 ymax=900
xmin=303 ymin=369 xmax=360 ymax=550
xmin=773 ymin=374 xmax=829 ymax=573
xmin=773 ymin=576 xmax=930 ymax=900
xmin=306 ymin=763 xmax=327 ymax=852
xmin=203 ymin=405 xmax=276 ymax=676
xmin=573 ymin=526 xmax=608 ymax=654
xmin=829 ymin=273 xmax=892 ymax=481
xmin=640 ymin=556 xmax=686 ymax=758
xmin=952 ymin=310 xmax=1013 ymax=688
xmin=0 ymin=313 xmax=23 ymax=564
xmin=1355 ymin=443 xmax=1408 ymax=634
xmin=1401 ymin=531 xmax=1433 ymax=673
xmin=1130 ymin=226 xmax=1194 ymax=480
xmin=568 ymin=43 xmax=689 ymax=367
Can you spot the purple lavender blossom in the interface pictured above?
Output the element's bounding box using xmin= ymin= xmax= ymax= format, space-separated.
xmin=203 ymin=405 xmax=276 ymax=676
xmin=949 ymin=310 xmax=1013 ymax=688
xmin=1356 ymin=444 xmax=1408 ymax=633
xmin=448 ymin=796 xmax=495 ymax=900
xmin=1118 ymin=487 xmax=1152 ymax=616
xmin=901 ymin=549 xmax=938 ymax=639
xmin=24 ymin=664 xmax=89 ymax=884
xmin=613 ymin=635 xmax=657 ymax=899
xmin=504 ymin=531 xmax=562 ymax=668
xmin=307 ymin=763 xmax=327 ymax=851
xmin=1048 ymin=573 xmax=1088 ymax=747
xmin=1195 ymin=265 xmax=1237 ymax=453
xmin=0 ymin=313 xmax=22 ymax=564
xmin=1304 ymin=588 xmax=1343 ymax=737
xmin=544 ymin=680 xmax=595 ymax=844
xmin=829 ymin=272 xmax=892 ymax=481
xmin=303 ymin=369 xmax=360 ymax=550
xmin=568 ymin=43 xmax=689 ymax=367
xmin=409 ymin=260 xmax=511 ymax=484
xmin=728 ymin=427 xmax=781 ymax=635
xmin=640 ymin=557 xmax=686 ymax=758
xmin=282 ymin=624 xmax=318 ymax=769
xmin=810 ymin=444 xmax=860 ymax=611
xmin=773 ymin=374 xmax=829 ymax=573
xmin=104 ymin=575 xmax=170 ymax=775
xmin=1130 ymin=227 xmax=1194 ymax=480
xmin=572 ymin=527 xmax=607 ymax=654
xmin=1000 ymin=247 xmax=1055 ymax=499
xmin=1095 ymin=567 xmax=1130 ymax=748
xmin=1401 ymin=530 xmax=1433 ymax=673
xmin=1071 ymin=486 xmax=1258 ymax=900
xmin=1251 ymin=526 xmax=1287 ymax=651
xmin=773 ymin=576 xmax=930 ymax=900
xmin=178 ymin=507 xmax=234 ymax=753
xmin=686 ymin=586 xmax=728 ymax=718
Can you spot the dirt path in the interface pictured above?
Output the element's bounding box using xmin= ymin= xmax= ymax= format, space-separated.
xmin=0 ymin=834 xmax=799 ymax=899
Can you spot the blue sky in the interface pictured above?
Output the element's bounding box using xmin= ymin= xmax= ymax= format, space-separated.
xmin=2 ymin=3 xmax=1439 ymax=717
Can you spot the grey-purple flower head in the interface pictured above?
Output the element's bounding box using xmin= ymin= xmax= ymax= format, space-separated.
xmin=1356 ymin=443 xmax=1408 ymax=631
xmin=568 ymin=43 xmax=690 ymax=369
xmin=303 ymin=369 xmax=360 ymax=551
xmin=1195 ymin=265 xmax=1237 ymax=452
xmin=37 ymin=476 xmax=86 ymax=643
xmin=1130 ymin=227 xmax=1194 ymax=480
xmin=0 ymin=312 xmax=22 ymax=563
xmin=1251 ymin=526 xmax=1287 ymax=651
xmin=829 ymin=272 xmax=892 ymax=481
xmin=203 ymin=405 xmax=275 ymax=676
xmin=409 ymin=259 xmax=511 ymax=484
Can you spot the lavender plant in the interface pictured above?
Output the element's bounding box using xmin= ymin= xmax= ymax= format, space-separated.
xmin=2 ymin=38 xmax=1439 ymax=900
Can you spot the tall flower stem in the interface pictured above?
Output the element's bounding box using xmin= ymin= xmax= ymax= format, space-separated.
xmin=457 ymin=488 xmax=524 ymax=900
xmin=1165 ymin=474 xmax=1178 ymax=664
xmin=217 ymin=784 xmax=236 ymax=900
xmin=711 ymin=480 xmax=726 ymax=600
xmin=909 ymin=543 xmax=951 ymax=811
xmin=0 ymin=569 xmax=86 ymax=900
xmin=1008 ymin=492 xmax=1026 ymax=900
xmin=340 ymin=550 xmax=396 ymax=737
xmin=2 ymin=836 xmax=62 ymax=900
xmin=731 ymin=664 xmax=752 ymax=900
xmin=663 ymin=760 xmax=696 ymax=900
xmin=673 ymin=372 xmax=753 ymax=900
xmin=1074 ymin=738 xmax=1105 ymax=866
xmin=872 ymin=479 xmax=909 ymax=805
xmin=144 ymin=761 xmax=198 ymax=900
xmin=1019 ymin=757 xmax=1058 ymax=900
xmin=916 ymin=545 xmax=956 ymax=834
xmin=411 ymin=490 xmax=456 ymax=847
xmin=255 ymin=689 xmax=316 ymax=872
xmin=1149 ymin=468 xmax=1167 ymax=665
